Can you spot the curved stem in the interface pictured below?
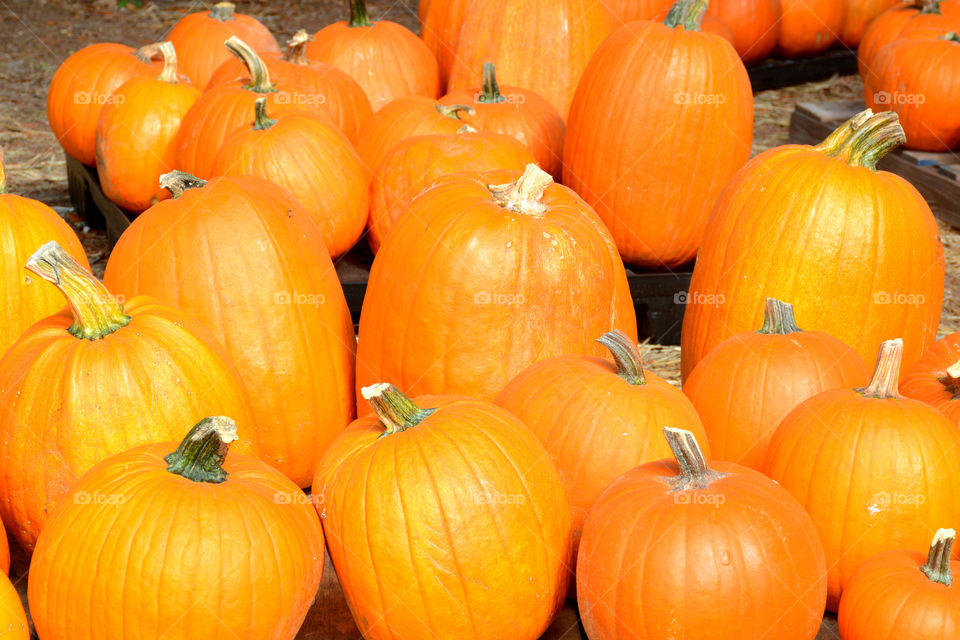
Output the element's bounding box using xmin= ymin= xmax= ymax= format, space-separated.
xmin=478 ymin=63 xmax=506 ymax=104
xmin=814 ymin=109 xmax=905 ymax=170
xmin=285 ymin=29 xmax=313 ymax=64
xmin=857 ymin=339 xmax=904 ymax=399
xmin=159 ymin=170 xmax=207 ymax=198
xmin=224 ymin=36 xmax=275 ymax=93
xmin=758 ymin=298 xmax=802 ymax=334
xmin=253 ymin=97 xmax=276 ymax=130
xmin=152 ymin=42 xmax=180 ymax=84
xmin=663 ymin=427 xmax=725 ymax=490
xmin=436 ymin=104 xmax=475 ymax=120
xmin=939 ymin=360 xmax=960 ymax=399
xmin=921 ymin=528 xmax=955 ymax=586
xmin=362 ymin=383 xmax=435 ymax=436
xmin=664 ymin=0 xmax=707 ymax=30
xmin=165 ymin=416 xmax=238 ymax=484
xmin=348 ymin=0 xmax=372 ymax=27
xmin=597 ymin=330 xmax=646 ymax=385
xmin=489 ymin=164 xmax=552 ymax=215
xmin=210 ymin=2 xmax=236 ymax=21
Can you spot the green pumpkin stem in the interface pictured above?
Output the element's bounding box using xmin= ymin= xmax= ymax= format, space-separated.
xmin=939 ymin=361 xmax=960 ymax=399
xmin=348 ymin=0 xmax=372 ymax=27
xmin=857 ymin=339 xmax=904 ymax=399
xmin=597 ymin=330 xmax=647 ymax=385
xmin=815 ymin=109 xmax=905 ymax=170
xmin=224 ymin=36 xmax=275 ymax=93
xmin=489 ymin=163 xmax=552 ymax=215
xmin=285 ymin=29 xmax=313 ymax=64
xmin=758 ymin=298 xmax=802 ymax=334
xmin=165 ymin=417 xmax=238 ymax=484
xmin=26 ymin=241 xmax=130 ymax=341
xmin=253 ymin=97 xmax=276 ymax=130
xmin=159 ymin=170 xmax=207 ymax=198
xmin=921 ymin=528 xmax=955 ymax=586
xmin=436 ymin=104 xmax=475 ymax=120
xmin=210 ymin=2 xmax=236 ymax=21
xmin=663 ymin=427 xmax=725 ymax=490
xmin=362 ymin=383 xmax=436 ymax=436
xmin=479 ymin=63 xmax=506 ymax=104
xmin=664 ymin=0 xmax=708 ymax=30
xmin=919 ymin=0 xmax=943 ymax=14
xmin=942 ymin=32 xmax=960 ymax=43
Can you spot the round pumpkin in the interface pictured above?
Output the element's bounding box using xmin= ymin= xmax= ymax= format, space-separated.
xmin=418 ymin=0 xmax=472 ymax=88
xmin=29 ymin=416 xmax=324 ymax=640
xmin=578 ymin=427 xmax=828 ymax=640
xmin=314 ymin=383 xmax=571 ymax=640
xmin=166 ymin=1 xmax=279 ymax=88
xmin=213 ymin=98 xmax=369 ymax=258
xmin=356 ymin=164 xmax=637 ymax=403
xmin=680 ymin=109 xmax=944 ymax=381
xmin=683 ymin=298 xmax=869 ymax=470
xmin=603 ymin=0 xmax=674 ymax=21
xmin=104 ymin=173 xmax=356 ymax=488
xmin=707 ymin=0 xmax=782 ymax=64
xmin=777 ymin=0 xmax=846 ymax=57
xmin=843 ymin=0 xmax=901 ymax=46
xmin=0 ymin=572 xmax=27 ymax=639
xmin=902 ymin=331 xmax=960 ymax=425
xmin=764 ymin=339 xmax=960 ymax=610
xmin=859 ymin=0 xmax=960 ymax=83
xmin=95 ymin=42 xmax=201 ymax=212
xmin=563 ymin=0 xmax=753 ymax=268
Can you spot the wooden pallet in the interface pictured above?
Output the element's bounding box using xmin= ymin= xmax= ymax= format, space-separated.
xmin=789 ymin=101 xmax=960 ymax=229
xmin=748 ymin=49 xmax=857 ymax=93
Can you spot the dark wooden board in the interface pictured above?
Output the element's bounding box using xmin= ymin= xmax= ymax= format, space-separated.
xmin=748 ymin=49 xmax=858 ymax=93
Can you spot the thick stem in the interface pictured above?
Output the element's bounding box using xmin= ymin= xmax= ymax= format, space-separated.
xmin=361 ymin=383 xmax=435 ymax=436
xmin=814 ymin=109 xmax=905 ymax=170
xmin=165 ymin=416 xmax=238 ymax=484
xmin=597 ymin=330 xmax=646 ymax=385
xmin=159 ymin=170 xmax=207 ymax=198
xmin=758 ymin=298 xmax=802 ymax=334
xmin=489 ymin=164 xmax=552 ymax=215
xmin=663 ymin=427 xmax=725 ymax=490
xmin=25 ymin=241 xmax=130 ymax=340
xmin=210 ymin=2 xmax=236 ymax=21
xmin=436 ymin=104 xmax=475 ymax=120
xmin=919 ymin=0 xmax=943 ymax=14
xmin=348 ymin=0 xmax=372 ymax=27
xmin=151 ymin=42 xmax=180 ymax=84
xmin=920 ymin=528 xmax=955 ymax=586
xmin=253 ymin=97 xmax=276 ymax=130
xmin=224 ymin=36 xmax=275 ymax=93
xmin=664 ymin=0 xmax=707 ymax=30
xmin=857 ymin=339 xmax=904 ymax=399
xmin=478 ymin=63 xmax=506 ymax=104
xmin=939 ymin=360 xmax=960 ymax=399
xmin=285 ymin=29 xmax=313 ymax=64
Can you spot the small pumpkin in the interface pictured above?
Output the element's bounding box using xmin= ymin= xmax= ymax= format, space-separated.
xmin=777 ymin=0 xmax=846 ymax=57
xmin=0 ymin=572 xmax=27 ymax=639
xmin=418 ymin=0 xmax=472 ymax=88
xmin=859 ymin=0 xmax=960 ymax=83
xmin=706 ymin=0 xmax=782 ymax=64
xmin=902 ymin=331 xmax=960 ymax=425
xmin=842 ymin=0 xmax=901 ymax=46
xmin=29 ymin=416 xmax=325 ymax=640
xmin=577 ymin=427 xmax=828 ymax=640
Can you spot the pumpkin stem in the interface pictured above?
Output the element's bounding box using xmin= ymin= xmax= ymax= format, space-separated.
xmin=436 ymin=104 xmax=475 ymax=120
xmin=921 ymin=528 xmax=955 ymax=586
xmin=285 ymin=29 xmax=313 ymax=64
xmin=25 ymin=241 xmax=130 ymax=341
xmin=597 ymin=330 xmax=647 ymax=385
xmin=165 ymin=416 xmax=238 ymax=484
xmin=489 ymin=164 xmax=552 ymax=216
xmin=224 ymin=36 xmax=275 ymax=94
xmin=149 ymin=42 xmax=180 ymax=84
xmin=210 ymin=2 xmax=235 ymax=21
xmin=479 ymin=63 xmax=506 ymax=104
xmin=942 ymin=32 xmax=960 ymax=42
xmin=457 ymin=124 xmax=478 ymax=134
xmin=253 ymin=97 xmax=276 ymax=130
xmin=663 ymin=0 xmax=707 ymax=30
xmin=919 ymin=0 xmax=943 ymax=14
xmin=857 ymin=339 xmax=904 ymax=399
xmin=938 ymin=361 xmax=960 ymax=399
xmin=159 ymin=170 xmax=207 ymax=198
xmin=814 ymin=109 xmax=905 ymax=170
xmin=663 ymin=427 xmax=725 ymax=490
xmin=362 ymin=383 xmax=436 ymax=436
xmin=348 ymin=0 xmax=372 ymax=27
xmin=758 ymin=298 xmax=802 ymax=334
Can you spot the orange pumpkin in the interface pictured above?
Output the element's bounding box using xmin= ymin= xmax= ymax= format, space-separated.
xmin=902 ymin=331 xmax=960 ymax=425
xmin=213 ymin=99 xmax=369 ymax=258
xmin=166 ymin=1 xmax=279 ymax=88
xmin=859 ymin=0 xmax=960 ymax=82
xmin=0 ymin=572 xmax=27 ymax=639
xmin=497 ymin=329 xmax=707 ymax=558
xmin=777 ymin=0 xmax=846 ymax=57
xmin=439 ymin=63 xmax=566 ymax=179
xmin=29 ymin=416 xmax=324 ymax=640
xmin=104 ymin=173 xmax=356 ymax=488
xmin=356 ymin=164 xmax=637 ymax=404
xmin=563 ymin=0 xmax=753 ymax=268
xmin=680 ymin=110 xmax=944 ymax=381
xmin=683 ymin=298 xmax=868 ymax=470
xmin=307 ymin=0 xmax=439 ymax=111
xmin=418 ymin=0 xmax=472 ymax=88
xmin=706 ymin=0 xmax=782 ymax=64
xmin=843 ymin=0 xmax=901 ymax=46
xmin=765 ymin=339 xmax=960 ymax=610
xmin=95 ymin=42 xmax=201 ymax=212
xmin=578 ymin=428 xmax=828 ymax=640
xmin=314 ymin=383 xmax=571 ymax=640
xmin=603 ymin=0 xmax=674 ymax=21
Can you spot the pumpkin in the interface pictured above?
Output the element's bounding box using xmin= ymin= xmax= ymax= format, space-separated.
xmin=46 ymin=43 xmax=159 ymax=165
xmin=205 ymin=29 xmax=373 ymax=144
xmin=859 ymin=0 xmax=960 ymax=82
xmin=314 ymin=383 xmax=571 ymax=640
xmin=306 ymin=0 xmax=439 ymax=111
xmin=95 ymin=42 xmax=201 ymax=212
xmin=29 ymin=416 xmax=324 ymax=640
xmin=356 ymin=164 xmax=637 ymax=403
xmin=843 ymin=0 xmax=901 ymax=46
xmin=0 ymin=572 xmax=27 ymax=639
xmin=603 ymin=0 xmax=674 ymax=21
xmin=563 ymin=0 xmax=753 ymax=268
xmin=679 ymin=110 xmax=944 ymax=381
xmin=367 ymin=125 xmax=535 ymax=253
xmin=0 ymin=242 xmax=256 ymax=551
xmin=447 ymin=0 xmax=615 ymax=120
xmin=418 ymin=0 xmax=472 ymax=88
xmin=777 ymin=0 xmax=846 ymax=57
xmin=439 ymin=63 xmax=566 ymax=179
xmin=578 ymin=427 xmax=828 ymax=640
xmin=166 ymin=1 xmax=279 ymax=88
xmin=765 ymin=339 xmax=960 ymax=610
xmin=213 ymin=98 xmax=369 ymax=258
xmin=706 ymin=0 xmax=782 ymax=64
xmin=902 ymin=331 xmax=960 ymax=425
xmin=104 ymin=173 xmax=356 ymax=488
xmin=496 ymin=329 xmax=707 ymax=559
xmin=838 ymin=528 xmax=960 ymax=639
xmin=701 ymin=14 xmax=736 ymax=42
xmin=683 ymin=298 xmax=868 ymax=471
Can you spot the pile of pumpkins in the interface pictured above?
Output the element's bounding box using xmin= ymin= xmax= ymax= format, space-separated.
xmin=0 ymin=0 xmax=957 ymax=638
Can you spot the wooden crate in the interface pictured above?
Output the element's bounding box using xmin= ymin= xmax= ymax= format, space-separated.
xmin=748 ymin=49 xmax=857 ymax=93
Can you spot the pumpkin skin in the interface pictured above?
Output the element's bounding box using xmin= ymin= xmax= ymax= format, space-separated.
xmin=166 ymin=1 xmax=279 ymax=89
xmin=29 ymin=417 xmax=325 ymax=640
xmin=679 ymin=110 xmax=944 ymax=381
xmin=213 ymin=100 xmax=369 ymax=259
xmin=418 ymin=0 xmax=472 ymax=88
xmin=901 ymin=331 xmax=960 ymax=425
xmin=563 ymin=7 xmax=753 ymax=268
xmin=603 ymin=0 xmax=674 ymax=21
xmin=104 ymin=174 xmax=356 ymax=488
xmin=496 ymin=330 xmax=708 ymax=560
xmin=842 ymin=0 xmax=901 ymax=46
xmin=0 ymin=572 xmax=27 ymax=639
xmin=578 ymin=428 xmax=828 ymax=640
xmin=706 ymin=0 xmax=782 ymax=64
xmin=448 ymin=0 xmax=615 ymax=120
xmin=683 ymin=299 xmax=868 ymax=471
xmin=859 ymin=0 xmax=960 ymax=83
xmin=95 ymin=43 xmax=201 ymax=212
xmin=314 ymin=384 xmax=571 ymax=640
xmin=764 ymin=339 xmax=960 ymax=610
xmin=777 ymin=0 xmax=846 ymax=57
xmin=356 ymin=165 xmax=637 ymax=404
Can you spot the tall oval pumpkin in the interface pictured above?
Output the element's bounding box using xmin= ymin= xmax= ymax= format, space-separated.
xmin=706 ymin=0 xmax=782 ymax=64
xmin=418 ymin=0 xmax=472 ymax=88
xmin=777 ymin=0 xmax=846 ymax=57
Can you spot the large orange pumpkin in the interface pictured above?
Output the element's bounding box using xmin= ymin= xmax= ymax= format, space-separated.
xmin=902 ymin=331 xmax=960 ymax=425
xmin=859 ymin=0 xmax=960 ymax=83
xmin=707 ymin=0 xmax=782 ymax=64
xmin=765 ymin=339 xmax=960 ymax=610
xmin=418 ymin=0 xmax=472 ymax=88
xmin=95 ymin=42 xmax=201 ymax=212
xmin=29 ymin=416 xmax=325 ymax=640
xmin=680 ymin=110 xmax=944 ymax=381
xmin=602 ymin=0 xmax=674 ymax=21
xmin=843 ymin=0 xmax=901 ymax=46
xmin=683 ymin=298 xmax=868 ymax=470
xmin=578 ymin=427 xmax=828 ymax=640
xmin=563 ymin=0 xmax=753 ymax=268
xmin=0 ymin=572 xmax=27 ymax=639
xmin=356 ymin=164 xmax=637 ymax=404
xmin=0 ymin=241 xmax=255 ymax=551
xmin=104 ymin=173 xmax=356 ymax=488
xmin=314 ymin=383 xmax=571 ymax=640
xmin=213 ymin=98 xmax=369 ymax=259
xmin=777 ymin=0 xmax=847 ymax=57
